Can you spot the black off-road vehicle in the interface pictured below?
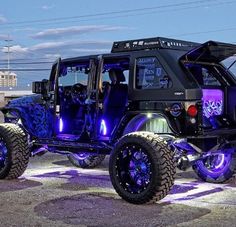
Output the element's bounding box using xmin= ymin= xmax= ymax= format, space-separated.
xmin=1 ymin=37 xmax=236 ymax=204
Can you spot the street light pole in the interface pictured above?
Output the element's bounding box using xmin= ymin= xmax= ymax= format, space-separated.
xmin=4 ymin=35 xmax=12 ymax=86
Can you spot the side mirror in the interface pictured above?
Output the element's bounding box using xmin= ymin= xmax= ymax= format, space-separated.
xmin=32 ymin=79 xmax=49 ymax=94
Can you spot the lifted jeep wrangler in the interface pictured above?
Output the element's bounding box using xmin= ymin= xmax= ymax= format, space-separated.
xmin=1 ymin=37 xmax=236 ymax=204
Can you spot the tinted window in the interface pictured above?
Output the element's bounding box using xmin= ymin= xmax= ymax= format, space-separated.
xmin=221 ymin=56 xmax=236 ymax=79
xmin=102 ymin=58 xmax=130 ymax=84
xmin=102 ymin=70 xmax=129 ymax=84
xmin=135 ymin=57 xmax=171 ymax=89
xmin=186 ymin=63 xmax=221 ymax=86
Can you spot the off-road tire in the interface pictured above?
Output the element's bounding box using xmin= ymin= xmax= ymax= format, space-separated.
xmin=0 ymin=123 xmax=30 ymax=179
xmin=109 ymin=132 xmax=176 ymax=204
xmin=192 ymin=151 xmax=236 ymax=183
xmin=68 ymin=153 xmax=106 ymax=168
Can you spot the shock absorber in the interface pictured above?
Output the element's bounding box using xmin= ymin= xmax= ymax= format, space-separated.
xmin=172 ymin=139 xmax=202 ymax=171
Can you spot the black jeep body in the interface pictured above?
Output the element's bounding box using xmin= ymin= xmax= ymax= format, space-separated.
xmin=1 ymin=37 xmax=236 ymax=204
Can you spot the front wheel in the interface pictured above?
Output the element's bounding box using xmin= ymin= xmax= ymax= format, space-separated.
xmin=192 ymin=149 xmax=236 ymax=183
xmin=109 ymin=132 xmax=176 ymax=204
xmin=0 ymin=123 xmax=30 ymax=179
xmin=68 ymin=153 xmax=106 ymax=169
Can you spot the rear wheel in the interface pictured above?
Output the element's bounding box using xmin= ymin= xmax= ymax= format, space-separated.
xmin=192 ymin=149 xmax=236 ymax=183
xmin=109 ymin=132 xmax=176 ymax=204
xmin=0 ymin=123 xmax=30 ymax=179
xmin=68 ymin=153 xmax=106 ymax=169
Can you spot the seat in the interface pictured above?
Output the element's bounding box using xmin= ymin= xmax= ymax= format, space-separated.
xmin=103 ymin=69 xmax=128 ymax=135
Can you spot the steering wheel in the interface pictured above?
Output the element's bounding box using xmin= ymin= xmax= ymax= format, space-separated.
xmin=71 ymin=83 xmax=87 ymax=104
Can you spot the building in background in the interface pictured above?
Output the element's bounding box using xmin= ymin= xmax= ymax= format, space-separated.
xmin=0 ymin=71 xmax=17 ymax=87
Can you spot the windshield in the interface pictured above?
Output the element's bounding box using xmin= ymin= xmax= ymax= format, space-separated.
xmin=59 ymin=63 xmax=89 ymax=86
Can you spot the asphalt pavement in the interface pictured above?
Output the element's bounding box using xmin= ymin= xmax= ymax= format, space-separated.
xmin=0 ymin=153 xmax=235 ymax=227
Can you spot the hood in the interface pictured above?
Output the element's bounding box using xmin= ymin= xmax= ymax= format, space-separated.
xmin=7 ymin=94 xmax=43 ymax=107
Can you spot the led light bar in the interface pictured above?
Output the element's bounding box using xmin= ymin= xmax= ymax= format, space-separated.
xmin=111 ymin=37 xmax=199 ymax=53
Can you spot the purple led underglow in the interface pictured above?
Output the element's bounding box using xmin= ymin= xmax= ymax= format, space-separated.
xmin=198 ymin=149 xmax=233 ymax=177
xmin=202 ymin=89 xmax=223 ymax=118
xmin=59 ymin=118 xmax=63 ymax=132
xmin=205 ymin=152 xmax=232 ymax=174
xmin=133 ymin=116 xmax=149 ymax=131
xmin=214 ymin=154 xmax=225 ymax=169
xmin=74 ymin=153 xmax=89 ymax=160
xmin=100 ymin=119 xmax=107 ymax=136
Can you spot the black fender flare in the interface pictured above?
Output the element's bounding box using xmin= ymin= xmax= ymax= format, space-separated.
xmin=110 ymin=112 xmax=175 ymax=143
xmin=122 ymin=113 xmax=173 ymax=135
xmin=0 ymin=107 xmax=29 ymax=133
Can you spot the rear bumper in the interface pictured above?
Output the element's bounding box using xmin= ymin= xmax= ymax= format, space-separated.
xmin=203 ymin=128 xmax=236 ymax=137
xmin=184 ymin=128 xmax=236 ymax=140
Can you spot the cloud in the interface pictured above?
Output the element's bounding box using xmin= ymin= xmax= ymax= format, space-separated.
xmin=0 ymin=45 xmax=31 ymax=61
xmin=44 ymin=54 xmax=61 ymax=59
xmin=0 ymin=15 xmax=7 ymax=23
xmin=11 ymin=45 xmax=28 ymax=53
xmin=14 ymin=27 xmax=36 ymax=32
xmin=30 ymin=40 xmax=112 ymax=52
xmin=0 ymin=34 xmax=9 ymax=40
xmin=2 ymin=45 xmax=28 ymax=53
xmin=28 ymin=40 xmax=112 ymax=60
xmin=31 ymin=25 xmax=126 ymax=40
xmin=30 ymin=41 xmax=66 ymax=51
xmin=0 ymin=40 xmax=113 ymax=62
xmin=41 ymin=5 xmax=55 ymax=10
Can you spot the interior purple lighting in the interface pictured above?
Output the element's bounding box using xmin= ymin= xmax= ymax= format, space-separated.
xmin=202 ymin=89 xmax=223 ymax=118
xmin=100 ymin=119 xmax=107 ymax=136
xmin=59 ymin=118 xmax=63 ymax=132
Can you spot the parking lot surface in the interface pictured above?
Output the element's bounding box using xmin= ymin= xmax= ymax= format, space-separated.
xmin=0 ymin=153 xmax=235 ymax=227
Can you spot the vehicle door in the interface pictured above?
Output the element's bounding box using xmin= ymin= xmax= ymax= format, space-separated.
xmin=56 ymin=58 xmax=94 ymax=136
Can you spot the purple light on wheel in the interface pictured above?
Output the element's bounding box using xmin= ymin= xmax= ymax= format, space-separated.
xmin=214 ymin=154 xmax=225 ymax=170
xmin=202 ymin=89 xmax=223 ymax=118
xmin=59 ymin=118 xmax=63 ymax=132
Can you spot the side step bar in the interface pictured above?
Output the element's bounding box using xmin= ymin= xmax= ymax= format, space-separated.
xmin=33 ymin=139 xmax=112 ymax=155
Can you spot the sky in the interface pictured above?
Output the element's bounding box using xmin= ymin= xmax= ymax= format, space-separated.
xmin=0 ymin=0 xmax=236 ymax=88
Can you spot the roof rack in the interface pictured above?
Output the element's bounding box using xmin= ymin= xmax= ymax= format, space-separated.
xmin=111 ymin=37 xmax=199 ymax=53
